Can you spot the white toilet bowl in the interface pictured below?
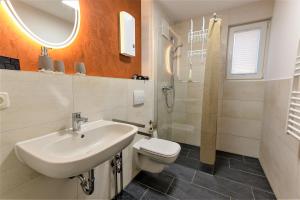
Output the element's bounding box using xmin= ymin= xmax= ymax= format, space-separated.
xmin=133 ymin=138 xmax=181 ymax=173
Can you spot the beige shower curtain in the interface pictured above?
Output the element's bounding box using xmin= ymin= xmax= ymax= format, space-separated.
xmin=200 ymin=18 xmax=222 ymax=166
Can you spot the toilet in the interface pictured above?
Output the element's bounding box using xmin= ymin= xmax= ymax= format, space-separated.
xmin=133 ymin=137 xmax=181 ymax=173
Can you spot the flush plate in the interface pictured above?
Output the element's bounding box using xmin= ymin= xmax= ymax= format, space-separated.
xmin=0 ymin=92 xmax=10 ymax=110
xmin=133 ymin=90 xmax=145 ymax=106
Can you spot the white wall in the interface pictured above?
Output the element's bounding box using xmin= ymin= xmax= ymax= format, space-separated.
xmin=0 ymin=70 xmax=153 ymax=199
xmin=260 ymin=0 xmax=300 ymax=198
xmin=265 ymin=0 xmax=300 ymax=80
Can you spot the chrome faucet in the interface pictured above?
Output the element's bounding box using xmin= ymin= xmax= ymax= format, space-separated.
xmin=72 ymin=112 xmax=88 ymax=131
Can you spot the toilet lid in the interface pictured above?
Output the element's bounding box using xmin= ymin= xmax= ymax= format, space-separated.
xmin=139 ymin=138 xmax=181 ymax=158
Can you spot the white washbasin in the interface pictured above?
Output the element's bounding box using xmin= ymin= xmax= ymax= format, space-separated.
xmin=15 ymin=120 xmax=138 ymax=178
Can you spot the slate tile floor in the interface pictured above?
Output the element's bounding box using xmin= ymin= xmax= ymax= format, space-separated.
xmin=119 ymin=143 xmax=276 ymax=200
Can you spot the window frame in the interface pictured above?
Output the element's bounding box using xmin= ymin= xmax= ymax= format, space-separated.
xmin=226 ymin=21 xmax=269 ymax=80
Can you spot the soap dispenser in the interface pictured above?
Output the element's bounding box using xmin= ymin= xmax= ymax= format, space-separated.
xmin=38 ymin=46 xmax=53 ymax=71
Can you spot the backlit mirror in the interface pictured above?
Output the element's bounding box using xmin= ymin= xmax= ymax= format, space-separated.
xmin=1 ymin=0 xmax=80 ymax=48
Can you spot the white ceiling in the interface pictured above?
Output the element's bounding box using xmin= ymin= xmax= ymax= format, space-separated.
xmin=157 ymin=0 xmax=262 ymax=22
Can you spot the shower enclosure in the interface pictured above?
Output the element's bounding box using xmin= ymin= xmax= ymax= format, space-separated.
xmin=156 ymin=18 xmax=208 ymax=147
xmin=154 ymin=14 xmax=222 ymax=168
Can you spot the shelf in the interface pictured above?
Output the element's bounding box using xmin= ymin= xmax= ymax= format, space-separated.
xmin=188 ymin=49 xmax=207 ymax=57
xmin=175 ymin=98 xmax=202 ymax=103
xmin=188 ymin=30 xmax=208 ymax=43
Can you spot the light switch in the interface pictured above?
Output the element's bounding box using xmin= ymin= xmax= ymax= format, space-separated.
xmin=0 ymin=92 xmax=10 ymax=110
xmin=133 ymin=90 xmax=144 ymax=106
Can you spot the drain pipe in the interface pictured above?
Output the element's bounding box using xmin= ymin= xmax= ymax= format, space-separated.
xmin=111 ymin=152 xmax=124 ymax=199
xmin=76 ymin=169 xmax=95 ymax=195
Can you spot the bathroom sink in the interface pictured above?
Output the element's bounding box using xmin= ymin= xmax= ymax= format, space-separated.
xmin=15 ymin=120 xmax=138 ymax=179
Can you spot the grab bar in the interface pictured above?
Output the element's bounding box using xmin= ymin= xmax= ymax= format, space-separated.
xmin=112 ymin=119 xmax=145 ymax=128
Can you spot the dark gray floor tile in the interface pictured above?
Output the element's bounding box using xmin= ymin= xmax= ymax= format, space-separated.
xmin=193 ymin=171 xmax=253 ymax=200
xmin=167 ymin=179 xmax=229 ymax=200
xmin=217 ymin=151 xmax=243 ymax=161
xmin=142 ymin=189 xmax=176 ymax=200
xmin=216 ymin=157 xmax=230 ymax=169
xmin=124 ymin=181 xmax=148 ymax=200
xmin=199 ymin=162 xmax=215 ymax=174
xmin=179 ymin=147 xmax=190 ymax=157
xmin=252 ymin=188 xmax=276 ymax=200
xmin=163 ymin=163 xmax=196 ymax=182
xmin=134 ymin=171 xmax=174 ymax=193
xmin=215 ymin=166 xmax=273 ymax=192
xmin=175 ymin=155 xmax=201 ymax=170
xmin=230 ymin=159 xmax=265 ymax=176
xmin=243 ymin=156 xmax=261 ymax=167
xmin=117 ymin=191 xmax=138 ymax=200
xmin=178 ymin=143 xmax=200 ymax=151
xmin=187 ymin=149 xmax=200 ymax=160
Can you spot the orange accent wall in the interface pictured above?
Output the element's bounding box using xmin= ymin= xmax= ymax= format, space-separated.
xmin=0 ymin=0 xmax=141 ymax=78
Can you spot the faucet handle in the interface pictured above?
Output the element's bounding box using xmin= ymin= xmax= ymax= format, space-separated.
xmin=72 ymin=112 xmax=81 ymax=118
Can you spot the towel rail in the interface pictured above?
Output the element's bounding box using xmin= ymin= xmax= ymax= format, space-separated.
xmin=291 ymin=103 xmax=300 ymax=107
xmin=294 ymin=73 xmax=300 ymax=77
xmin=287 ymin=130 xmax=300 ymax=140
xmin=288 ymin=125 xmax=300 ymax=133
xmin=289 ymin=113 xmax=300 ymax=120
xmin=291 ymin=97 xmax=300 ymax=101
xmin=288 ymin=119 xmax=300 ymax=127
xmin=290 ymin=108 xmax=300 ymax=114
xmin=286 ymin=44 xmax=300 ymax=141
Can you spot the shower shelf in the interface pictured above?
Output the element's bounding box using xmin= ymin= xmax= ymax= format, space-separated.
xmin=188 ymin=29 xmax=208 ymax=43
xmin=175 ymin=98 xmax=202 ymax=102
xmin=177 ymin=80 xmax=201 ymax=83
xmin=188 ymin=49 xmax=207 ymax=57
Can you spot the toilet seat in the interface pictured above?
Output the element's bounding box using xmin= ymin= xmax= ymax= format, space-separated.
xmin=134 ymin=138 xmax=181 ymax=158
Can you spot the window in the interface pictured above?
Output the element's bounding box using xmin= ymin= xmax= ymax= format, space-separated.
xmin=227 ymin=21 xmax=269 ymax=79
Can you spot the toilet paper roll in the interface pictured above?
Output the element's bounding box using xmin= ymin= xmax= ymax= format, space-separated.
xmin=54 ymin=60 xmax=65 ymax=73
xmin=75 ymin=62 xmax=86 ymax=74
xmin=38 ymin=56 xmax=53 ymax=71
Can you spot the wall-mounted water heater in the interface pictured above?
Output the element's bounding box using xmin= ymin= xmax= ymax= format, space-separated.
xmin=119 ymin=11 xmax=135 ymax=57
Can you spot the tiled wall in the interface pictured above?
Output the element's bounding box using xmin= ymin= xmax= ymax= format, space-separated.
xmin=171 ymin=21 xmax=205 ymax=147
xmin=217 ymin=80 xmax=265 ymax=157
xmin=260 ymin=78 xmax=300 ymax=199
xmin=167 ymin=0 xmax=273 ymax=153
xmin=156 ymin=35 xmax=173 ymax=140
xmin=259 ymin=0 xmax=300 ymax=198
xmin=215 ymin=0 xmax=273 ymax=158
xmin=0 ymin=69 xmax=154 ymax=199
xmin=152 ymin=1 xmax=173 ymax=140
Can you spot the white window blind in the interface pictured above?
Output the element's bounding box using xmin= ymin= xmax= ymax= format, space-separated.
xmin=231 ymin=29 xmax=261 ymax=74
xmin=227 ymin=21 xmax=269 ymax=79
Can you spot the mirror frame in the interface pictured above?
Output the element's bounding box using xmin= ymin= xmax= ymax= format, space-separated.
xmin=1 ymin=0 xmax=81 ymax=49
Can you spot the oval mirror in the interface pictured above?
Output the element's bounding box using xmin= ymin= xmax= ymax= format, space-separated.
xmin=2 ymin=0 xmax=80 ymax=48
